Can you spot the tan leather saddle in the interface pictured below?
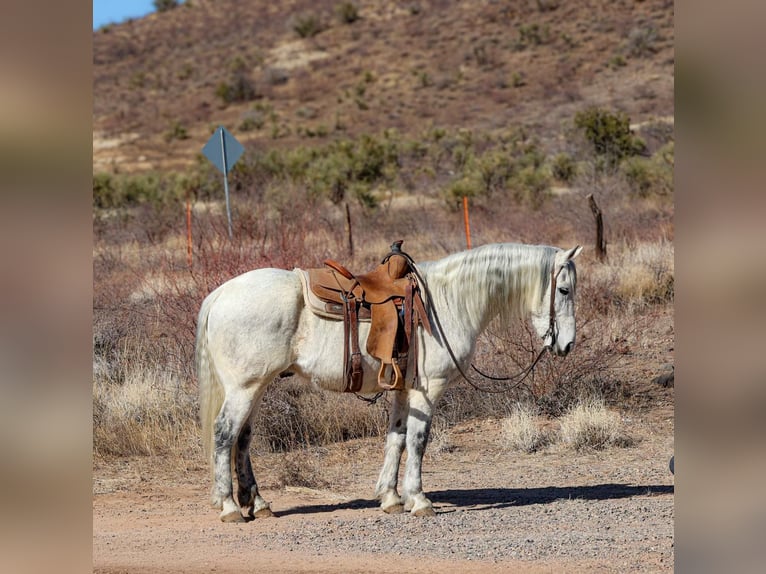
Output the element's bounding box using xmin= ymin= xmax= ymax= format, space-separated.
xmin=301 ymin=241 xmax=431 ymax=393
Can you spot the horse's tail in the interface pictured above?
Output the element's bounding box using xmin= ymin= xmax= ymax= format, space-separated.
xmin=196 ymin=289 xmax=224 ymax=473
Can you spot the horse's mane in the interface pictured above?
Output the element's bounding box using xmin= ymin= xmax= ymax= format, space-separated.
xmin=417 ymin=243 xmax=558 ymax=332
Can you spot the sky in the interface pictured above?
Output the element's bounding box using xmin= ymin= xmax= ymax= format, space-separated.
xmin=93 ymin=1 xmax=158 ymax=29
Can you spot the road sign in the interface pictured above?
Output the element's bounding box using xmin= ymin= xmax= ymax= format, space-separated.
xmin=202 ymin=126 xmax=244 ymax=174
xmin=202 ymin=126 xmax=244 ymax=239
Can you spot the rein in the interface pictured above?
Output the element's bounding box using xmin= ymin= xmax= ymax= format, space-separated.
xmin=400 ymin=248 xmax=562 ymax=394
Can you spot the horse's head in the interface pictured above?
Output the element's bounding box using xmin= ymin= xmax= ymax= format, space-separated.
xmin=531 ymin=245 xmax=582 ymax=357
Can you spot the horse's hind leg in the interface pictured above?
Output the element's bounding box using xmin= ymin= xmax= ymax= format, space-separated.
xmin=235 ymin=411 xmax=273 ymax=519
xmin=375 ymin=390 xmax=409 ymax=513
xmin=212 ymin=389 xmax=261 ymax=523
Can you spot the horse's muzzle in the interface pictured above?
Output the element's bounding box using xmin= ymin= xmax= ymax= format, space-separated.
xmin=551 ymin=341 xmax=574 ymax=357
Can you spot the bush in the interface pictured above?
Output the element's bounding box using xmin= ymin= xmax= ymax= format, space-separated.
xmin=153 ymin=0 xmax=178 ymax=13
xmin=502 ymin=403 xmax=551 ymax=453
xmin=550 ymin=153 xmax=577 ymax=183
xmin=558 ymin=398 xmax=633 ymax=451
xmin=292 ymin=12 xmax=324 ymax=38
xmin=621 ymin=146 xmax=673 ymax=198
xmin=335 ymin=2 xmax=360 ymax=24
xmin=164 ymin=120 xmax=189 ymax=142
xmin=93 ymin=172 xmax=116 ymax=209
xmin=574 ymin=107 xmax=646 ymax=169
xmin=512 ymin=166 xmax=551 ymax=209
xmin=626 ymin=25 xmax=659 ymax=58
xmin=216 ymin=73 xmax=257 ymax=105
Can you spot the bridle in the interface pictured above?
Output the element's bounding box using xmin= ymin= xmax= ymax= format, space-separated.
xmin=402 ymin=251 xmax=567 ymax=394
xmin=465 ymin=263 xmax=565 ymax=393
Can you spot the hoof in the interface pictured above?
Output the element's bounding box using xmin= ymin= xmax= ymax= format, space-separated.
xmin=413 ymin=506 xmax=436 ymax=517
xmin=382 ymin=503 xmax=404 ymax=514
xmin=254 ymin=507 xmax=275 ymax=519
xmin=220 ymin=511 xmax=246 ymax=523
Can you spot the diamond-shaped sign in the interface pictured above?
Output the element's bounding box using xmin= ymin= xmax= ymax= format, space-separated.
xmin=202 ymin=126 xmax=244 ymax=174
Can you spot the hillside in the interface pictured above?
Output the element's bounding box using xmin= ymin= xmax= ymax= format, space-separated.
xmin=93 ymin=0 xmax=674 ymax=174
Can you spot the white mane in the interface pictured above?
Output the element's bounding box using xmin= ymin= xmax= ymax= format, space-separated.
xmin=417 ymin=243 xmax=558 ymax=332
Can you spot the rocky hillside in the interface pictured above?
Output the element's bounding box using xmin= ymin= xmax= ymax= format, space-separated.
xmin=93 ymin=0 xmax=674 ymax=174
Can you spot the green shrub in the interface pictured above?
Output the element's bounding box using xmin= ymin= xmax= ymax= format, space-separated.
xmin=513 ymin=23 xmax=552 ymax=50
xmin=551 ymin=152 xmax=577 ymax=183
xmin=626 ymin=25 xmax=659 ymax=58
xmin=93 ymin=172 xmax=116 ymax=209
xmin=216 ymin=73 xmax=257 ymax=105
xmin=445 ymin=173 xmax=483 ymax=203
xmin=574 ymin=107 xmax=646 ymax=169
xmin=293 ymin=12 xmax=324 ymax=38
xmin=163 ymin=121 xmax=189 ymax=142
xmin=513 ymin=166 xmax=551 ymax=209
xmin=621 ymin=148 xmax=673 ymax=197
xmin=335 ymin=2 xmax=360 ymax=24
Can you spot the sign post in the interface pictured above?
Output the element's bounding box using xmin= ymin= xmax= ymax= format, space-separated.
xmin=202 ymin=126 xmax=244 ymax=240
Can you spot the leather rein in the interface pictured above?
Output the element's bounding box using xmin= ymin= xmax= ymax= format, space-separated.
xmin=402 ymin=250 xmax=563 ymax=394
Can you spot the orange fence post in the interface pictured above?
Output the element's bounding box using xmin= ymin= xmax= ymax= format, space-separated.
xmin=462 ymin=196 xmax=472 ymax=249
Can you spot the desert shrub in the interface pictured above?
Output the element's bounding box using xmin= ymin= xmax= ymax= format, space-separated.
xmin=238 ymin=115 xmax=264 ymax=132
xmin=93 ymin=172 xmax=116 ymax=208
xmin=502 ymin=403 xmax=551 ymax=453
xmin=93 ymin=367 xmax=199 ymax=458
xmin=276 ymin=450 xmax=328 ymax=488
xmin=445 ymin=173 xmax=482 ymax=203
xmin=612 ymin=239 xmax=674 ymax=307
xmin=335 ymin=1 xmax=360 ymax=24
xmin=153 ymin=0 xmax=178 ymax=13
xmin=551 ymin=152 xmax=578 ymax=183
xmin=292 ymin=12 xmax=324 ymax=38
xmin=621 ymin=154 xmax=672 ymax=198
xmin=574 ymin=107 xmax=646 ymax=170
xmin=535 ymin=0 xmax=560 ymax=11
xmin=256 ymin=380 xmax=388 ymax=452
xmin=216 ymin=73 xmax=257 ymax=105
xmin=622 ymin=140 xmax=673 ymax=198
xmin=558 ymin=398 xmax=633 ymax=451
xmin=164 ymin=120 xmax=189 ymax=142
xmin=513 ymin=23 xmax=551 ymax=50
xmin=626 ymin=24 xmax=659 ymax=58
xmin=512 ymin=165 xmax=551 ymax=209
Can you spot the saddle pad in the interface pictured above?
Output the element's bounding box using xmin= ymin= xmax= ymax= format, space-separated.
xmin=296 ymin=269 xmax=372 ymax=321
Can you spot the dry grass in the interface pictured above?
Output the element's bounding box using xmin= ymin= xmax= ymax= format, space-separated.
xmin=275 ymin=449 xmax=329 ymax=488
xmin=93 ymin=366 xmax=199 ymax=458
xmin=502 ymin=403 xmax=551 ymax=453
xmin=558 ymin=397 xmax=634 ymax=451
xmin=599 ymin=238 xmax=674 ymax=310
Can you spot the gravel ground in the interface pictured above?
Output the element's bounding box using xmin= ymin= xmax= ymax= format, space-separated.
xmin=93 ymin=410 xmax=674 ymax=573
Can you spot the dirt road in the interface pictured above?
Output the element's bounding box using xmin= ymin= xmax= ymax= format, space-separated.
xmin=93 ymin=413 xmax=674 ymax=573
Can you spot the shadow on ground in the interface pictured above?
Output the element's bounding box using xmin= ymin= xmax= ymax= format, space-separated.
xmin=274 ymin=484 xmax=674 ymax=516
xmin=432 ymin=484 xmax=674 ymax=512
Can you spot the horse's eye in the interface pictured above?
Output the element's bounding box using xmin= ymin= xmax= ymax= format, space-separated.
xmin=558 ymin=287 xmax=569 ymax=296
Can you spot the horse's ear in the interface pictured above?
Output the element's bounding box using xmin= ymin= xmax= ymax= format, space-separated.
xmin=567 ymin=245 xmax=583 ymax=260
xmin=556 ymin=245 xmax=582 ymax=267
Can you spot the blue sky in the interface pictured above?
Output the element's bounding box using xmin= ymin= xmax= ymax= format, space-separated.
xmin=93 ymin=1 xmax=158 ymax=29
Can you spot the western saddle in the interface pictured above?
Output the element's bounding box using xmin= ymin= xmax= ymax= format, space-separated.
xmin=299 ymin=241 xmax=431 ymax=393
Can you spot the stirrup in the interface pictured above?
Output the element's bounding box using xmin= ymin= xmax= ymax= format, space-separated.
xmin=377 ymin=361 xmax=403 ymax=391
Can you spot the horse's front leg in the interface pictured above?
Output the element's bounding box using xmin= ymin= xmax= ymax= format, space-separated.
xmin=375 ymin=390 xmax=409 ymax=513
xmin=401 ymin=380 xmax=447 ymax=517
